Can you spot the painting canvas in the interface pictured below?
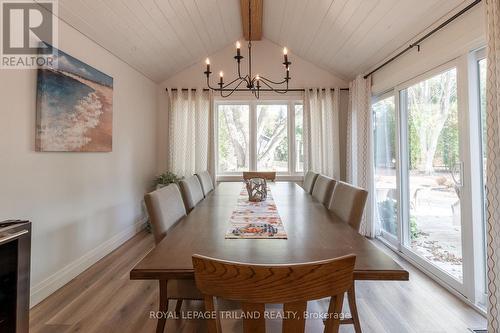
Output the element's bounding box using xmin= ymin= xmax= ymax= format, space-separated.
xmin=36 ymin=46 xmax=113 ymax=152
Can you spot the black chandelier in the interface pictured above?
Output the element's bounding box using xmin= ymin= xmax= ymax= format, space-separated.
xmin=204 ymin=0 xmax=291 ymax=98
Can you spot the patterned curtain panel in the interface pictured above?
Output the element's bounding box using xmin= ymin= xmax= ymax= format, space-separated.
xmin=346 ymin=75 xmax=376 ymax=237
xmin=167 ymin=89 xmax=215 ymax=178
xmin=485 ymin=0 xmax=500 ymax=331
xmin=303 ymin=88 xmax=341 ymax=179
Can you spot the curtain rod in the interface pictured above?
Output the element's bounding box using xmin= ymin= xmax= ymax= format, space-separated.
xmin=166 ymin=88 xmax=349 ymax=92
xmin=363 ymin=0 xmax=482 ymax=79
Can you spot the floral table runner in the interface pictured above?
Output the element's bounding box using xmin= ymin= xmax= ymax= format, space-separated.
xmin=225 ymin=186 xmax=287 ymax=239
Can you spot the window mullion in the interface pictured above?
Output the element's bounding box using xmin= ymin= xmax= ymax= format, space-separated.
xmin=250 ymin=102 xmax=257 ymax=171
xmin=289 ymin=102 xmax=295 ymax=175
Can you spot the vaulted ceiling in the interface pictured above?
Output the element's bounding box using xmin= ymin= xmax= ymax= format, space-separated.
xmin=51 ymin=0 xmax=469 ymax=82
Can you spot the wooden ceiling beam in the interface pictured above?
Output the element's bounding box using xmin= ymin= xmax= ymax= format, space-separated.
xmin=240 ymin=0 xmax=263 ymax=41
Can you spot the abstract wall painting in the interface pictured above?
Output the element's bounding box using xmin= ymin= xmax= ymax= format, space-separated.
xmin=36 ymin=45 xmax=113 ymax=152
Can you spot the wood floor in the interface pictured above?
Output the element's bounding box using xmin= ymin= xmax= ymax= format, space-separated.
xmin=30 ymin=230 xmax=486 ymax=333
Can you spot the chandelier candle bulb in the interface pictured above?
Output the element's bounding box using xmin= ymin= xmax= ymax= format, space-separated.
xmin=236 ymin=41 xmax=241 ymax=57
xmin=283 ymin=47 xmax=288 ymax=63
xmin=205 ymin=58 xmax=210 ymax=73
xmin=219 ymin=71 xmax=224 ymax=86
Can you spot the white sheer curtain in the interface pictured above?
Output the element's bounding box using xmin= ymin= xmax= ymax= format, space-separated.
xmin=167 ymin=88 xmax=215 ymax=178
xmin=485 ymin=0 xmax=500 ymax=331
xmin=347 ymin=75 xmax=376 ymax=237
xmin=303 ymin=88 xmax=341 ymax=179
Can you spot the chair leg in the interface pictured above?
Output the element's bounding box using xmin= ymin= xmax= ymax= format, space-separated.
xmin=347 ymin=284 xmax=362 ymax=333
xmin=324 ymin=294 xmax=344 ymax=333
xmin=175 ymin=299 xmax=183 ymax=317
xmin=156 ymin=280 xmax=168 ymax=333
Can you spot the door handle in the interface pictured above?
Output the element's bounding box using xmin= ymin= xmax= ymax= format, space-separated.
xmin=0 ymin=230 xmax=28 ymax=245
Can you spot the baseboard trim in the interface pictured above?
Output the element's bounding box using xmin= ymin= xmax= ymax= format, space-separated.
xmin=29 ymin=217 xmax=147 ymax=308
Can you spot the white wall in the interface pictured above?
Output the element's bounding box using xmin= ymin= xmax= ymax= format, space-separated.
xmin=0 ymin=17 xmax=158 ymax=306
xmin=157 ymin=38 xmax=349 ymax=172
xmin=371 ymin=3 xmax=485 ymax=95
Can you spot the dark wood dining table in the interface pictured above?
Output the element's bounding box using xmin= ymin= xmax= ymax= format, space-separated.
xmin=130 ymin=182 xmax=409 ymax=331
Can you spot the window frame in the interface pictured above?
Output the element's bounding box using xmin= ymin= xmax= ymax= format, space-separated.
xmin=215 ymin=99 xmax=304 ymax=182
xmin=469 ymin=47 xmax=487 ymax=307
xmin=371 ymin=91 xmax=400 ymax=248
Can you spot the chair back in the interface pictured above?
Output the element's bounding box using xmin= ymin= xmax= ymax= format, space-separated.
xmin=311 ymin=175 xmax=336 ymax=205
xmin=179 ymin=175 xmax=204 ymax=211
xmin=192 ymin=254 xmax=356 ymax=333
xmin=328 ymin=181 xmax=368 ymax=232
xmin=242 ymin=171 xmax=276 ymax=181
xmin=303 ymin=171 xmax=318 ymax=194
xmin=144 ymin=184 xmax=186 ymax=244
xmin=196 ymin=171 xmax=214 ymax=197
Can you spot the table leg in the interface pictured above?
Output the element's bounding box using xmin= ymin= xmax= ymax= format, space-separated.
xmin=156 ymin=280 xmax=168 ymax=333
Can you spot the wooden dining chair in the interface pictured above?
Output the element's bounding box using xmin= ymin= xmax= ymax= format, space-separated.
xmin=242 ymin=171 xmax=277 ymax=181
xmin=302 ymin=171 xmax=318 ymax=194
xmin=179 ymin=175 xmax=205 ymax=211
xmin=311 ymin=175 xmax=337 ymax=205
xmin=327 ymin=181 xmax=368 ymax=333
xmin=144 ymin=184 xmax=203 ymax=324
xmin=196 ymin=170 xmax=215 ymax=197
xmin=192 ymin=254 xmax=356 ymax=333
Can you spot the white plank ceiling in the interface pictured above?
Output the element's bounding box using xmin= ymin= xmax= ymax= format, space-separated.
xmin=51 ymin=0 xmax=469 ymax=82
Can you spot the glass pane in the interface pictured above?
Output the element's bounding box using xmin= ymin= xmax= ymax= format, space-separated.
xmin=257 ymin=104 xmax=288 ymax=171
xmin=479 ymin=58 xmax=487 ymax=297
xmin=373 ymin=96 xmax=398 ymax=237
xmin=295 ymin=104 xmax=304 ymax=172
xmin=217 ymin=104 xmax=250 ymax=173
xmin=405 ymin=68 xmax=463 ymax=281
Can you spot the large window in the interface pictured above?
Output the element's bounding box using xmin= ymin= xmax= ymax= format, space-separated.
xmin=373 ymin=52 xmax=489 ymax=309
xmin=216 ymin=101 xmax=303 ymax=176
xmin=217 ymin=104 xmax=250 ymax=173
xmin=372 ymin=96 xmax=398 ymax=238
xmin=256 ymin=105 xmax=288 ymax=171
xmin=403 ymin=68 xmax=463 ymax=281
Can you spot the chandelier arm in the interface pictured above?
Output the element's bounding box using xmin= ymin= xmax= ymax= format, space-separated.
xmin=237 ymin=59 xmax=244 ymax=80
xmin=260 ymin=79 xmax=288 ymax=94
xmin=220 ymin=79 xmax=246 ymax=98
xmin=221 ymin=77 xmax=242 ymax=90
xmin=259 ymin=76 xmax=288 ymax=85
xmin=206 ymin=75 xmax=219 ymax=90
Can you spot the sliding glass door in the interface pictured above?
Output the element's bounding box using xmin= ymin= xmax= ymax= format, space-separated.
xmin=400 ymin=67 xmax=464 ymax=284
xmin=374 ymin=52 xmax=488 ymax=306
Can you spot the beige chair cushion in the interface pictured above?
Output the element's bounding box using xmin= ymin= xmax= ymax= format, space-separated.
xmin=144 ymin=184 xmax=186 ymax=245
xmin=303 ymin=171 xmax=318 ymax=194
xmin=328 ymin=181 xmax=368 ymax=232
xmin=167 ymin=279 xmax=203 ymax=300
xmin=311 ymin=175 xmax=336 ymax=205
xmin=196 ymin=171 xmax=214 ymax=197
xmin=179 ymin=175 xmax=204 ymax=211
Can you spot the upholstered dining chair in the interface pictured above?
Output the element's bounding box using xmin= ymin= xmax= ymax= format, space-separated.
xmin=327 ymin=181 xmax=368 ymax=333
xmin=144 ymin=184 xmax=203 ymax=319
xmin=196 ymin=170 xmax=215 ymax=197
xmin=192 ymin=254 xmax=356 ymax=333
xmin=179 ymin=175 xmax=205 ymax=211
xmin=328 ymin=181 xmax=368 ymax=232
xmin=303 ymin=171 xmax=319 ymax=194
xmin=311 ymin=175 xmax=336 ymax=205
xmin=242 ymin=171 xmax=276 ymax=181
